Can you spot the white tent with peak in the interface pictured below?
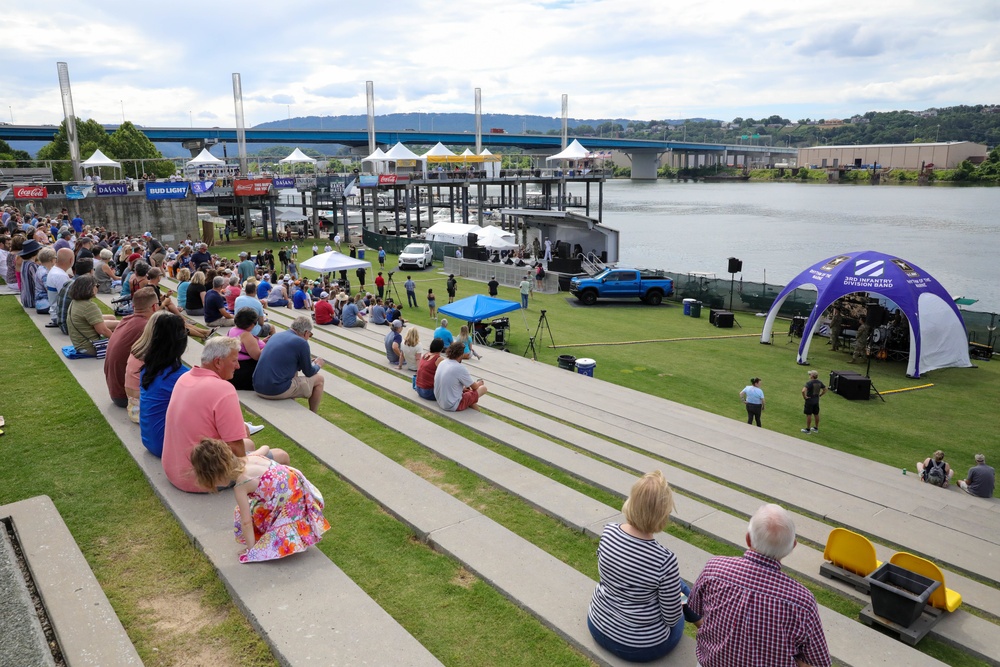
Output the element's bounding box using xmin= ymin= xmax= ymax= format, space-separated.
xmin=422 ymin=142 xmax=456 ymax=159
xmin=81 ymin=149 xmax=121 ymax=169
xmin=279 ymin=147 xmax=317 ymax=164
xmin=188 ymin=148 xmax=225 ymax=166
xmin=546 ymin=139 xmax=591 ymax=162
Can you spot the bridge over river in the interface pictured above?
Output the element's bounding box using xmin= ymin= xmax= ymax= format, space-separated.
xmin=0 ymin=124 xmax=796 ymax=180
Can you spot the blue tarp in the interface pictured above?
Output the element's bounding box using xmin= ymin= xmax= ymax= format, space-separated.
xmin=760 ymin=250 xmax=972 ymax=378
xmin=437 ymin=294 xmax=521 ymax=322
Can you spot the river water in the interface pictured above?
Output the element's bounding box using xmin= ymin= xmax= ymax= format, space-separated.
xmin=600 ymin=180 xmax=1000 ymax=313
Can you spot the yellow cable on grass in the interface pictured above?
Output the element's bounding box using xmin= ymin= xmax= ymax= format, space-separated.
xmin=549 ymin=333 xmax=763 ymax=349
xmin=879 ymin=383 xmax=934 ymax=395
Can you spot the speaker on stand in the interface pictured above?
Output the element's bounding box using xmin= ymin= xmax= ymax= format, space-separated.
xmin=727 ymin=257 xmax=742 ymax=311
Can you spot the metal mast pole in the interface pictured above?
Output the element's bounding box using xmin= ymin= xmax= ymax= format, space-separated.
xmin=561 ymin=94 xmax=568 ymax=150
xmin=366 ymin=81 xmax=376 ymax=156
xmin=475 ymin=88 xmax=482 ymax=154
xmin=56 ymin=62 xmax=83 ymax=182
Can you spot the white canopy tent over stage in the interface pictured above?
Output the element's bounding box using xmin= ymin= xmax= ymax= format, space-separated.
xmin=546 ymin=139 xmax=591 ymax=163
xmin=424 ymin=221 xmax=483 ymax=246
xmin=760 ymin=250 xmax=973 ymax=378
xmin=188 ymin=148 xmax=225 ymax=166
xmin=476 ymin=225 xmax=517 ymax=250
xmin=279 ymin=147 xmax=317 ymax=164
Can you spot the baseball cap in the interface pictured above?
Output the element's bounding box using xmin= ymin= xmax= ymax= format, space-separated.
xmin=143 ymin=231 xmax=152 ymax=237
xmin=320 ymin=291 xmax=330 ymax=298
xmin=392 ymin=319 xmax=403 ymax=329
xmin=975 ymin=454 xmax=986 ymax=463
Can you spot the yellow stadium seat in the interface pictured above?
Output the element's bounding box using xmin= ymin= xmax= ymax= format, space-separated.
xmin=823 ymin=528 xmax=882 ymax=576
xmin=889 ymin=552 xmax=963 ymax=613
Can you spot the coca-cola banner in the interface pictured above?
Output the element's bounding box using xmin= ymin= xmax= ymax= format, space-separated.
xmin=145 ymin=182 xmax=189 ymax=200
xmin=378 ymin=174 xmax=397 ymax=185
xmin=234 ymin=179 xmax=272 ymax=196
xmin=272 ymin=177 xmax=295 ymax=188
xmin=13 ymin=185 xmax=48 ymax=199
xmin=96 ymin=183 xmax=128 ymax=197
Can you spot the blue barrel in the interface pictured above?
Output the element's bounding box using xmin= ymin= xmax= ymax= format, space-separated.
xmin=683 ymin=298 xmax=696 ymax=316
xmin=358 ymin=248 xmax=366 ymax=260
xmin=412 ymin=374 xmax=417 ymax=390
xmin=576 ymin=358 xmax=596 ymax=377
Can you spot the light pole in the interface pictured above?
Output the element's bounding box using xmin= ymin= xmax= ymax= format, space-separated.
xmin=189 ymin=111 xmax=193 ymax=128
xmin=936 ymin=124 xmax=940 ymax=142
xmin=913 ymin=124 xmax=918 ymax=142
xmin=8 ymin=106 xmax=12 ymax=123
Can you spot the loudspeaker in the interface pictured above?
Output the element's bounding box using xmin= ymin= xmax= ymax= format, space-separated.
xmin=830 ymin=370 xmax=870 ymax=400
xmin=467 ymin=232 xmax=478 ymax=248
xmin=728 ymin=257 xmax=743 ymax=273
xmin=558 ymin=242 xmax=570 ymax=259
xmin=866 ymin=302 xmax=887 ymax=327
xmin=714 ymin=312 xmax=734 ymax=328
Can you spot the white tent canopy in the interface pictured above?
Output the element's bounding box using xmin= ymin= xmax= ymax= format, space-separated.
xmin=279 ymin=147 xmax=317 ymax=164
xmin=460 ymin=148 xmax=475 ymax=157
xmin=81 ymin=149 xmax=121 ymax=169
xmin=300 ymin=251 xmax=372 ymax=273
xmin=363 ymin=147 xmax=386 ymax=162
xmin=277 ymin=209 xmax=309 ymax=221
xmin=424 ymin=221 xmax=483 ymax=245
xmin=546 ymin=139 xmax=591 ymax=162
xmin=422 ymin=142 xmax=456 ymax=158
xmin=188 ymin=148 xmax=225 ymax=166
xmin=382 ymin=142 xmax=426 ymax=162
xmin=476 ymin=225 xmax=517 ymax=250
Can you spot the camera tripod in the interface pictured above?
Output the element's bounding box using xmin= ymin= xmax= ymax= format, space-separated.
xmin=523 ymin=309 xmax=555 ymax=360
xmin=385 ymin=270 xmax=402 ymax=305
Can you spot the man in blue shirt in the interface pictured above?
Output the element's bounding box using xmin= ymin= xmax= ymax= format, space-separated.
xmin=404 ymin=275 xmax=418 ymax=307
xmin=234 ymin=282 xmax=271 ymax=337
xmin=341 ymin=295 xmax=366 ymax=328
xmin=293 ymin=283 xmax=312 ymax=310
xmin=256 ymin=274 xmax=272 ymax=300
xmin=237 ymin=252 xmax=256 ymax=283
xmin=385 ymin=319 xmax=404 ymax=368
xmin=71 ymin=214 xmax=84 ymax=234
xmin=433 ymin=318 xmax=454 ymax=347
xmin=252 ymin=316 xmax=325 ymax=413
xmin=378 ymin=246 xmax=386 ymax=269
xmin=204 ymin=276 xmax=234 ymax=327
xmin=370 ymin=298 xmax=387 ymax=325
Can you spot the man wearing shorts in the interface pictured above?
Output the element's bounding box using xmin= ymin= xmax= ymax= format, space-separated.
xmin=434 ymin=341 xmax=487 ymax=412
xmin=252 ymin=316 xmax=326 ymax=413
xmin=801 ymin=370 xmax=826 ymax=434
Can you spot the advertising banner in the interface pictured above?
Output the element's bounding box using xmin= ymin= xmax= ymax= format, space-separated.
xmin=358 ymin=175 xmax=378 ymax=187
xmin=272 ymin=177 xmax=295 ymax=188
xmin=189 ymin=180 xmax=216 ymax=195
xmin=96 ymin=183 xmax=128 ymax=197
xmin=65 ymin=185 xmax=94 ymax=200
xmin=295 ymin=176 xmax=317 ymax=191
xmin=378 ymin=174 xmax=397 ymax=185
xmin=145 ymin=182 xmax=189 ymax=200
xmin=13 ymin=185 xmax=48 ymax=199
xmin=234 ymin=179 xmax=272 ymax=196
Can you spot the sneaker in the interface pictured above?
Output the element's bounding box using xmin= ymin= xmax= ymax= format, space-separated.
xmin=810 ymin=427 xmax=818 ymax=433
xmin=246 ymin=422 xmax=265 ymax=435
xmin=801 ymin=428 xmax=811 ymax=433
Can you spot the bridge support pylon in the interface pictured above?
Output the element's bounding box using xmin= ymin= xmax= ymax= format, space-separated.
xmin=625 ymin=151 xmax=660 ymax=181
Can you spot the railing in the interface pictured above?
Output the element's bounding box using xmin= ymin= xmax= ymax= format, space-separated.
xmin=579 ymin=252 xmax=607 ymax=276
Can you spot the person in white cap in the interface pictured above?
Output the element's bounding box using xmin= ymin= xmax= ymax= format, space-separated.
xmin=959 ymin=454 xmax=995 ymax=498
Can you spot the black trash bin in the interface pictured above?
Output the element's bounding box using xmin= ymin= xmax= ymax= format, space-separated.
xmin=557 ymin=355 xmax=577 ymax=372
xmin=867 ymin=563 xmax=940 ymax=627
xmin=690 ymin=301 xmax=703 ymax=318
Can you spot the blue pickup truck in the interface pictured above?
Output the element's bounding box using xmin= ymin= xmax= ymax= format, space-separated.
xmin=569 ymin=268 xmax=674 ymax=306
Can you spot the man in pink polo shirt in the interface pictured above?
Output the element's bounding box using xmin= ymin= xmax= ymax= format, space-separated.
xmin=161 ymin=337 xmax=288 ymax=493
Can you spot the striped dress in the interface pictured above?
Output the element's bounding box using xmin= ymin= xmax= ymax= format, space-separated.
xmin=588 ymin=523 xmax=683 ymax=648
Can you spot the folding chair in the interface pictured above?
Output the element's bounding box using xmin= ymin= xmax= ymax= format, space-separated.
xmin=820 ymin=527 xmax=882 ymax=593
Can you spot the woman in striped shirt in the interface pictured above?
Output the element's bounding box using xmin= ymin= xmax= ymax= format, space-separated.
xmin=587 ymin=470 xmax=700 ymax=662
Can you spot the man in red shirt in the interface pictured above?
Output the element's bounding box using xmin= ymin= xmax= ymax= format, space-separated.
xmin=314 ymin=291 xmax=340 ymax=326
xmin=103 ymin=287 xmax=158 ymax=407
xmin=161 ymin=337 xmax=288 ymax=493
xmin=687 ymin=504 xmax=831 ymax=667
xmin=374 ymin=271 xmax=386 ymax=298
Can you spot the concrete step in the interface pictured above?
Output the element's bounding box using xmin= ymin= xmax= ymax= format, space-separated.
xmin=27 ymin=306 xmax=444 ymax=667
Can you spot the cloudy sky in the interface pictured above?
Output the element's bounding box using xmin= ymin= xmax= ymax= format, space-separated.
xmin=3 ymin=0 xmax=999 ymax=128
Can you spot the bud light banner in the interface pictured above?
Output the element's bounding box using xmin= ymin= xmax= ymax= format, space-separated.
xmin=190 ymin=180 xmax=215 ymax=195
xmin=13 ymin=185 xmax=48 ymax=199
xmin=96 ymin=183 xmax=128 ymax=197
xmin=233 ymin=179 xmax=272 ymax=196
xmin=145 ymin=182 xmax=189 ymax=200
xmin=65 ymin=184 xmax=94 ymax=200
xmin=272 ymin=177 xmax=295 ymax=188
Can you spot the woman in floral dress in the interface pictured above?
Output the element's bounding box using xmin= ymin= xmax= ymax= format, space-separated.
xmin=190 ymin=438 xmax=330 ymax=563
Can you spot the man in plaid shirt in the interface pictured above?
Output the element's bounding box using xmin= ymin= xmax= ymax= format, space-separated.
xmin=687 ymin=504 xmax=831 ymax=667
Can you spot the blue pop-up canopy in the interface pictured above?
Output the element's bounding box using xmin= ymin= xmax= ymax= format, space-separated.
xmin=437 ymin=294 xmax=521 ymax=322
xmin=760 ymin=250 xmax=972 ymax=378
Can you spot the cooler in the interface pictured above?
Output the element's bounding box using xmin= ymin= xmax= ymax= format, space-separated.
xmin=576 ymin=358 xmax=596 ymax=377
xmin=683 ymin=298 xmax=696 ymax=316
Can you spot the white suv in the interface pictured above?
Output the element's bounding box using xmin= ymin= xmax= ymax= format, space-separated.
xmin=398 ymin=243 xmax=433 ymax=269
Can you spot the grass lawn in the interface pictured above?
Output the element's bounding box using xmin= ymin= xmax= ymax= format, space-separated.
xmin=211 ymin=238 xmax=1000 ymax=492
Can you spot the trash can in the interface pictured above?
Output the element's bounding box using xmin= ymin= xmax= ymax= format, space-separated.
xmin=867 ymin=563 xmax=940 ymax=628
xmin=683 ymin=298 xmax=696 ymax=316
xmin=557 ymin=354 xmax=577 ymax=372
xmin=357 ymin=248 xmax=366 ymax=260
xmin=690 ymin=301 xmax=703 ymax=318
xmin=576 ymin=358 xmax=596 ymax=377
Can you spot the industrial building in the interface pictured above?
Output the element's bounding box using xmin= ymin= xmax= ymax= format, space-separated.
xmin=798 ymin=141 xmax=987 ymax=170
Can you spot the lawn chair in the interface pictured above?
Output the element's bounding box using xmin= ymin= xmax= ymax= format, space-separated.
xmin=820 ymin=527 xmax=882 ymax=593
xmin=889 ymin=552 xmax=962 ymax=612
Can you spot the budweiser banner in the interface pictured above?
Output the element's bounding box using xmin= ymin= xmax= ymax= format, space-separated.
xmin=272 ymin=177 xmax=295 ymax=188
xmin=145 ymin=182 xmax=189 ymax=200
xmin=234 ymin=179 xmax=272 ymax=196
xmin=96 ymin=183 xmax=128 ymax=197
xmin=13 ymin=185 xmax=48 ymax=199
xmin=189 ymin=180 xmax=215 ymax=195
xmin=378 ymin=174 xmax=398 ymax=185
xmin=65 ymin=184 xmax=94 ymax=200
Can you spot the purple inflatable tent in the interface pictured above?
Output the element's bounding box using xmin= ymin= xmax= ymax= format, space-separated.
xmin=759 ymin=251 xmax=972 ymax=378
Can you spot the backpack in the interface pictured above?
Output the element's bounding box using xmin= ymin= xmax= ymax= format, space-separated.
xmin=923 ymin=459 xmax=947 ymax=486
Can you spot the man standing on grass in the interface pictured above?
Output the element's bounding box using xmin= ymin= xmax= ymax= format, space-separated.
xmin=404 ymin=275 xmax=418 ymax=308
xmin=801 ymin=370 xmax=826 ymax=434
xmin=488 ymin=276 xmax=499 ymax=297
xmin=518 ymin=275 xmax=532 ymax=309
